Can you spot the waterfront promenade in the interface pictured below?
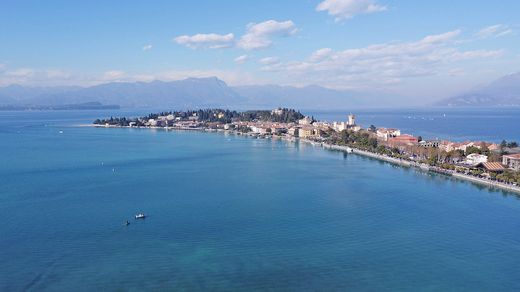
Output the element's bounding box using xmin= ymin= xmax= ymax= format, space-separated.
xmin=320 ymin=141 xmax=520 ymax=195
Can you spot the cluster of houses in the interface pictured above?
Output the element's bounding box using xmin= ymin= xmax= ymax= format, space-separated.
xmin=131 ymin=113 xmax=203 ymax=129
xmin=375 ymin=128 xmax=520 ymax=173
xmin=230 ymin=113 xmax=361 ymax=139
xmin=118 ymin=109 xmax=520 ymax=174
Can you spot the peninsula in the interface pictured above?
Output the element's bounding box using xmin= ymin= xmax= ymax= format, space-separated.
xmin=94 ymin=108 xmax=520 ymax=193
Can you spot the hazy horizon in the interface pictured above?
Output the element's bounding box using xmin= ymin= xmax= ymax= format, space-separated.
xmin=1 ymin=0 xmax=520 ymax=104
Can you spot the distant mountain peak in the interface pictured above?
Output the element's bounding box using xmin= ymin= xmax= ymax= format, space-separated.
xmin=436 ymin=72 xmax=520 ymax=107
xmin=0 ymin=77 xmax=368 ymax=109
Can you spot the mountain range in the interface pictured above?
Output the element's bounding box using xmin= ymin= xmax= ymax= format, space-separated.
xmin=0 ymin=77 xmax=363 ymax=110
xmin=437 ymin=73 xmax=520 ymax=106
xmin=1 ymin=73 xmax=519 ymax=109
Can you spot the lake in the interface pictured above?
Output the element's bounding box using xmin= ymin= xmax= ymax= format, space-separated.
xmin=1 ymin=109 xmax=520 ymax=290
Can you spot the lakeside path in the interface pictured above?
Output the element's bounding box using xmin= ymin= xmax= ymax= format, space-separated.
xmin=319 ymin=142 xmax=520 ymax=195
xmin=90 ymin=124 xmax=520 ymax=195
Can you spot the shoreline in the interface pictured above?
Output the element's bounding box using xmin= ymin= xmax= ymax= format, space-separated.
xmin=319 ymin=141 xmax=520 ymax=195
xmin=91 ymin=124 xmax=520 ymax=195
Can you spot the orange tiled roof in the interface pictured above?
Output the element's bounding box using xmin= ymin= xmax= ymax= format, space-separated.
xmin=482 ymin=162 xmax=505 ymax=171
xmin=504 ymin=153 xmax=520 ymax=159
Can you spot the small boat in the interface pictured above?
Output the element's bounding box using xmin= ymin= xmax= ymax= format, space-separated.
xmin=135 ymin=213 xmax=146 ymax=219
xmin=124 ymin=220 xmax=130 ymax=226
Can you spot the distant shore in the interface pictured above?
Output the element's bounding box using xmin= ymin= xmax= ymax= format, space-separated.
xmin=91 ymin=124 xmax=520 ymax=195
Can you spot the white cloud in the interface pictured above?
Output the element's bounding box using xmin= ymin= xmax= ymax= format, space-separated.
xmin=6 ymin=68 xmax=35 ymax=78
xmin=309 ymin=48 xmax=333 ymax=62
xmin=450 ymin=49 xmax=503 ymax=60
xmin=261 ymin=30 xmax=503 ymax=90
xmin=174 ymin=33 xmax=234 ymax=49
xmin=0 ymin=66 xmax=261 ymax=87
xmin=234 ymin=55 xmax=249 ymax=64
xmin=0 ymin=55 xmax=267 ymax=87
xmin=421 ymin=30 xmax=461 ymax=44
xmin=477 ymin=24 xmax=512 ymax=39
xmin=237 ymin=20 xmax=297 ymax=50
xmin=316 ymin=0 xmax=387 ymax=21
xmin=173 ymin=20 xmax=297 ymax=51
xmin=45 ymin=69 xmax=72 ymax=79
xmin=0 ymin=67 xmax=79 ymax=86
xmin=142 ymin=44 xmax=153 ymax=51
xmin=258 ymin=57 xmax=280 ymax=65
xmin=103 ymin=70 xmax=126 ymax=81
xmin=448 ymin=68 xmax=465 ymax=76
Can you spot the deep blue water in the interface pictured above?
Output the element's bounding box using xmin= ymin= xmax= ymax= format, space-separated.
xmin=1 ymin=109 xmax=520 ymax=291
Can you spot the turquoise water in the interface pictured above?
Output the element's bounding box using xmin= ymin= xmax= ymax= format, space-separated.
xmin=2 ymin=111 xmax=520 ymax=291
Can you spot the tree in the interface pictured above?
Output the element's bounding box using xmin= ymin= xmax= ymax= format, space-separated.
xmin=376 ymin=145 xmax=387 ymax=154
xmin=488 ymin=152 xmax=501 ymax=162
xmin=426 ymin=148 xmax=439 ymax=165
xmin=465 ymin=146 xmax=482 ymax=155
xmin=500 ymin=140 xmax=507 ymax=153
xmin=368 ymin=125 xmax=377 ymax=132
xmin=447 ymin=150 xmax=464 ymax=163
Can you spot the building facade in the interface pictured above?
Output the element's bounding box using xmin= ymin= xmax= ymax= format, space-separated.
xmin=376 ymin=128 xmax=401 ymax=141
xmin=502 ymin=154 xmax=520 ymax=171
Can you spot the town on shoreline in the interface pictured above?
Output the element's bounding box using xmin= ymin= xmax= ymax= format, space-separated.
xmin=93 ymin=108 xmax=520 ymax=192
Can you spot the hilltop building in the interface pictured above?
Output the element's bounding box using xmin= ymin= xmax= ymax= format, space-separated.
xmin=271 ymin=108 xmax=284 ymax=116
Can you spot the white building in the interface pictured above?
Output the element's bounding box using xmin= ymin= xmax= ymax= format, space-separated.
xmin=350 ymin=125 xmax=361 ymax=132
xmin=188 ymin=113 xmax=199 ymax=121
xmin=347 ymin=114 xmax=356 ymax=126
xmin=148 ymin=119 xmax=157 ymax=126
xmin=251 ymin=126 xmax=269 ymax=134
xmin=298 ymin=116 xmax=313 ymax=125
xmin=376 ymin=128 xmax=401 ymax=141
xmin=464 ymin=153 xmax=488 ymax=166
xmin=332 ymin=114 xmax=358 ymax=132
xmin=333 ymin=121 xmax=347 ymax=132
xmin=502 ymin=154 xmax=520 ymax=171
xmin=271 ymin=108 xmax=284 ymax=116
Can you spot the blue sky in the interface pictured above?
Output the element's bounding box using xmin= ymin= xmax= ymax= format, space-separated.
xmin=1 ymin=0 xmax=519 ymax=99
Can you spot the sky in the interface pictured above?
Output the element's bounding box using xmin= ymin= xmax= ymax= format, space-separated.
xmin=1 ymin=0 xmax=519 ymax=100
